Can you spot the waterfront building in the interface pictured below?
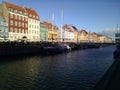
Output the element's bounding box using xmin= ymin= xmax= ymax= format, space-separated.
xmin=91 ymin=32 xmax=97 ymax=43
xmin=100 ymin=35 xmax=113 ymax=43
xmin=0 ymin=12 xmax=8 ymax=41
xmin=0 ymin=1 xmax=40 ymax=42
xmin=72 ymin=26 xmax=78 ymax=43
xmin=77 ymin=30 xmax=81 ymax=43
xmin=42 ymin=21 xmax=58 ymax=42
xmin=79 ymin=30 xmax=88 ymax=43
xmin=115 ymin=33 xmax=120 ymax=43
xmin=62 ymin=24 xmax=76 ymax=42
xmin=40 ymin=22 xmax=48 ymax=42
xmin=25 ymin=8 xmax=40 ymax=42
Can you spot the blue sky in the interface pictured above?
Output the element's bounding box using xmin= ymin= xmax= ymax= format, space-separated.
xmin=0 ymin=0 xmax=120 ymax=38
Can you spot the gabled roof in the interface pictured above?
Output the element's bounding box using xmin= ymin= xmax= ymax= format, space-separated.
xmin=41 ymin=21 xmax=58 ymax=30
xmin=79 ymin=29 xmax=88 ymax=34
xmin=0 ymin=12 xmax=6 ymax=22
xmin=3 ymin=1 xmax=40 ymax=20
xmin=62 ymin=24 xmax=78 ymax=32
xmin=25 ymin=8 xmax=40 ymax=20
xmin=3 ymin=2 xmax=25 ymax=12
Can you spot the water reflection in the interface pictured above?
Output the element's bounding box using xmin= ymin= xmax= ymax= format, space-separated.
xmin=0 ymin=46 xmax=115 ymax=90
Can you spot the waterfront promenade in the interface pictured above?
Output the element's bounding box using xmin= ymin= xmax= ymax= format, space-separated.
xmin=0 ymin=42 xmax=102 ymax=57
xmin=93 ymin=45 xmax=120 ymax=90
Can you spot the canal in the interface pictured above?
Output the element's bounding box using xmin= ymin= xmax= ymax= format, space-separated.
xmin=0 ymin=45 xmax=115 ymax=90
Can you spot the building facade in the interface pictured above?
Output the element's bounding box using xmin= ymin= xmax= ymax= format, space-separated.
xmin=25 ymin=8 xmax=40 ymax=42
xmin=62 ymin=24 xmax=76 ymax=42
xmin=0 ymin=13 xmax=8 ymax=41
xmin=42 ymin=21 xmax=58 ymax=42
xmin=115 ymin=33 xmax=120 ymax=43
xmin=0 ymin=1 xmax=40 ymax=42
xmin=79 ymin=30 xmax=88 ymax=43
xmin=40 ymin=22 xmax=48 ymax=42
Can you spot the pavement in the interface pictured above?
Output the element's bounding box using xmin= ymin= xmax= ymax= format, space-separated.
xmin=93 ymin=58 xmax=120 ymax=90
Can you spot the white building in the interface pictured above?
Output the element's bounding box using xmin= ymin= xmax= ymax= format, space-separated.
xmin=61 ymin=24 xmax=75 ymax=42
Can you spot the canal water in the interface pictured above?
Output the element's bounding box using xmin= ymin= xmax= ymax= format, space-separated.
xmin=0 ymin=45 xmax=115 ymax=90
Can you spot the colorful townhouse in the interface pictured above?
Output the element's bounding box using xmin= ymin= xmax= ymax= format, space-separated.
xmin=0 ymin=12 xmax=8 ymax=40
xmin=42 ymin=21 xmax=58 ymax=42
xmin=25 ymin=8 xmax=40 ymax=42
xmin=62 ymin=24 xmax=76 ymax=43
xmin=0 ymin=1 xmax=40 ymax=42
xmin=79 ymin=29 xmax=88 ymax=43
xmin=40 ymin=22 xmax=48 ymax=42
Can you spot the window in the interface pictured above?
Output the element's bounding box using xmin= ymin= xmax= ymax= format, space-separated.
xmin=15 ymin=28 xmax=17 ymax=33
xmin=19 ymin=22 xmax=21 ymax=27
xmin=18 ymin=16 xmax=21 ymax=20
xmin=10 ymin=13 xmax=13 ymax=18
xmin=22 ymin=29 xmax=24 ymax=33
xmin=15 ymin=15 xmax=17 ymax=19
xmin=14 ymin=10 xmax=17 ymax=13
xmin=10 ymin=20 xmax=13 ymax=25
xmin=29 ymin=24 xmax=31 ymax=28
xmin=19 ymin=11 xmax=22 ymax=14
xmin=10 ymin=27 xmax=13 ymax=32
xmin=4 ymin=29 xmax=8 ymax=32
xmin=25 ymin=18 xmax=28 ymax=21
xmin=19 ymin=29 xmax=21 ymax=33
xmin=15 ymin=21 xmax=17 ymax=26
xmin=24 ymin=12 xmax=27 ymax=15
xmin=22 ymin=23 xmax=24 ymax=27
xmin=22 ymin=17 xmax=24 ymax=21
xmin=29 ymin=14 xmax=32 ymax=17
xmin=36 ymin=16 xmax=38 ymax=19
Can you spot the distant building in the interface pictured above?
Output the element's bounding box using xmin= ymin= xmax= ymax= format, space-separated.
xmin=98 ymin=34 xmax=113 ymax=43
xmin=41 ymin=21 xmax=58 ymax=42
xmin=79 ymin=29 xmax=88 ymax=43
xmin=40 ymin=22 xmax=48 ymax=42
xmin=115 ymin=33 xmax=120 ymax=43
xmin=61 ymin=24 xmax=77 ymax=43
xmin=0 ymin=12 xmax=8 ymax=41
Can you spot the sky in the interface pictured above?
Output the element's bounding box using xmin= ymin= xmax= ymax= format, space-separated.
xmin=0 ymin=0 xmax=120 ymax=39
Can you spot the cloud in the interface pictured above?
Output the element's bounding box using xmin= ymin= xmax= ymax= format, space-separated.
xmin=99 ymin=28 xmax=118 ymax=40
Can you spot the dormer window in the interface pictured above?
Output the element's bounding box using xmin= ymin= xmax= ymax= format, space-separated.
xmin=29 ymin=14 xmax=32 ymax=17
xmin=19 ymin=11 xmax=22 ymax=14
xmin=36 ymin=16 xmax=38 ymax=19
xmin=14 ymin=9 xmax=17 ymax=13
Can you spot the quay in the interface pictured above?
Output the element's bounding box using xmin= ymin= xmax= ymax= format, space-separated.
xmin=93 ymin=44 xmax=120 ymax=90
xmin=0 ymin=42 xmax=109 ymax=57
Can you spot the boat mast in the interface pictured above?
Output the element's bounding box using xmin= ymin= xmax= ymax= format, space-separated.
xmin=52 ymin=12 xmax=54 ymax=42
xmin=61 ymin=10 xmax=63 ymax=42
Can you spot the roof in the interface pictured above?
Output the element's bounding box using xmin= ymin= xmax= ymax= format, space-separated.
xmin=0 ymin=12 xmax=6 ymax=22
xmin=3 ymin=2 xmax=26 ymax=12
xmin=79 ymin=30 xmax=88 ymax=34
xmin=62 ymin=24 xmax=78 ymax=32
xmin=3 ymin=2 xmax=40 ymax=20
xmin=25 ymin=8 xmax=40 ymax=20
xmin=41 ymin=21 xmax=58 ymax=30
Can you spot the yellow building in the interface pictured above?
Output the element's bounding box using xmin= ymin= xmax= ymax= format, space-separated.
xmin=79 ymin=30 xmax=88 ymax=43
xmin=42 ymin=21 xmax=58 ymax=42
xmin=74 ymin=30 xmax=78 ymax=43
